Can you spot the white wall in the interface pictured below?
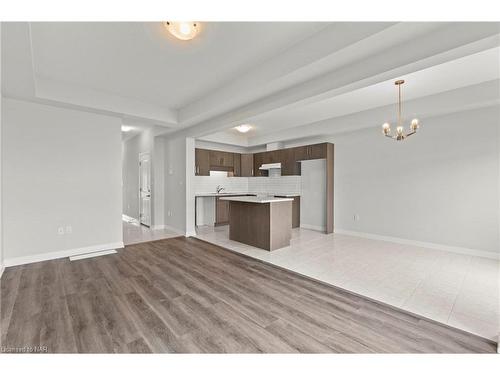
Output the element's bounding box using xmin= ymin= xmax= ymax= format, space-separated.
xmin=164 ymin=135 xmax=187 ymax=234
xmin=300 ymin=159 xmax=326 ymax=231
xmin=2 ymin=98 xmax=123 ymax=265
xmin=332 ymin=106 xmax=499 ymax=256
xmin=0 ymin=23 xmax=3 ymax=276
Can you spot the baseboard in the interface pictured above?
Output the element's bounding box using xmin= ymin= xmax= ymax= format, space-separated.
xmin=185 ymin=230 xmax=197 ymax=237
xmin=0 ymin=264 xmax=4 ymax=279
xmin=300 ymin=224 xmax=326 ymax=232
xmin=334 ymin=229 xmax=499 ymax=260
xmin=69 ymin=249 xmax=118 ymax=261
xmin=4 ymin=241 xmax=125 ymax=267
xmin=122 ymin=214 xmax=138 ymax=223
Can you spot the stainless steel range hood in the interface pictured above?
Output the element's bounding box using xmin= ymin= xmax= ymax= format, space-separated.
xmin=259 ymin=162 xmax=282 ymax=170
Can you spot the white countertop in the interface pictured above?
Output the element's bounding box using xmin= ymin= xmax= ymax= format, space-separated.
xmin=219 ymin=196 xmax=293 ymax=204
xmin=195 ymin=192 xmax=299 ymax=198
xmin=195 ymin=192 xmax=250 ymax=197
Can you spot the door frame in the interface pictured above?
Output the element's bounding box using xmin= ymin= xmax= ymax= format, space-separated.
xmin=139 ymin=152 xmax=152 ymax=227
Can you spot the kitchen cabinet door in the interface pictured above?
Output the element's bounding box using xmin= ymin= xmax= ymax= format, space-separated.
xmin=309 ymin=143 xmax=327 ymax=159
xmin=209 ymin=150 xmax=233 ymax=168
xmin=253 ymin=152 xmax=267 ymax=176
xmin=215 ymin=197 xmax=230 ymax=225
xmin=293 ymin=146 xmax=309 ymax=162
xmin=195 ymin=148 xmax=210 ymax=176
xmin=241 ymin=154 xmax=254 ymax=177
xmin=233 ymin=153 xmax=241 ymax=176
xmin=292 ymin=196 xmax=301 ymax=228
xmin=280 ymin=149 xmax=299 ymax=176
xmin=222 ymin=151 xmax=234 ymax=167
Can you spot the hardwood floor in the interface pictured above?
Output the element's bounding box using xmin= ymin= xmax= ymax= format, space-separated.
xmin=0 ymin=237 xmax=496 ymax=353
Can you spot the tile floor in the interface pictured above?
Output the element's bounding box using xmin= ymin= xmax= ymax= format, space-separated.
xmin=123 ymin=218 xmax=180 ymax=245
xmin=196 ymin=225 xmax=499 ymax=341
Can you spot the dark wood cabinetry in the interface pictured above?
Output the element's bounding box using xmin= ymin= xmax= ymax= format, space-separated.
xmin=210 ymin=150 xmax=233 ymax=169
xmin=292 ymin=196 xmax=300 ymax=228
xmin=195 ymin=148 xmax=210 ymax=176
xmin=241 ymin=154 xmax=254 ymax=177
xmin=253 ymin=152 xmax=267 ymax=177
xmin=215 ymin=197 xmax=230 ymax=225
xmin=293 ymin=143 xmax=327 ymax=162
xmin=280 ymin=148 xmax=299 ymax=176
xmin=195 ymin=142 xmax=328 ymax=177
xmin=233 ymin=153 xmax=241 ymax=177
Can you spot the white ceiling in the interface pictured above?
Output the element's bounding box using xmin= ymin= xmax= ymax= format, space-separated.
xmin=2 ymin=22 xmax=499 ymax=144
xmin=202 ymin=47 xmax=500 ymax=146
xmin=30 ymin=22 xmax=327 ymax=109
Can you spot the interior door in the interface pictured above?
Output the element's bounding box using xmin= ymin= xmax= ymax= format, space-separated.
xmin=139 ymin=152 xmax=151 ymax=227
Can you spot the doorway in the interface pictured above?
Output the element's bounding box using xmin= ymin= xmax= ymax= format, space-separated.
xmin=139 ymin=152 xmax=151 ymax=227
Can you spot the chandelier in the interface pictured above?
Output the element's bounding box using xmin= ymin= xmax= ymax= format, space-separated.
xmin=382 ymin=80 xmax=420 ymax=141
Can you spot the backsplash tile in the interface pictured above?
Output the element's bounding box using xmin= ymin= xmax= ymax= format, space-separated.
xmin=194 ymin=174 xmax=302 ymax=195
xmin=194 ymin=176 xmax=248 ymax=194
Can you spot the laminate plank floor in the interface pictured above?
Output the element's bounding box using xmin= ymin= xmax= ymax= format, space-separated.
xmin=1 ymin=237 xmax=496 ymax=353
xmin=196 ymin=225 xmax=500 ymax=340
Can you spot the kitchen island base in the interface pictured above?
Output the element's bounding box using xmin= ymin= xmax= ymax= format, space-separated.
xmin=227 ymin=200 xmax=292 ymax=251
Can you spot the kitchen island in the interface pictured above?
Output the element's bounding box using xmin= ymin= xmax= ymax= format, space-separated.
xmin=219 ymin=196 xmax=293 ymax=251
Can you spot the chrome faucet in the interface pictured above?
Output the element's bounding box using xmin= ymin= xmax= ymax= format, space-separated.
xmin=216 ymin=185 xmax=225 ymax=194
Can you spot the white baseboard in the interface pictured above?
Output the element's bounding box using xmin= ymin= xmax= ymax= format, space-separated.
xmin=122 ymin=214 xmax=138 ymax=223
xmin=185 ymin=230 xmax=197 ymax=237
xmin=334 ymin=229 xmax=499 ymax=260
xmin=151 ymin=224 xmax=165 ymax=230
xmin=4 ymin=241 xmax=125 ymax=267
xmin=151 ymin=224 xmax=185 ymax=236
xmin=69 ymin=249 xmax=117 ymax=261
xmin=300 ymin=224 xmax=326 ymax=232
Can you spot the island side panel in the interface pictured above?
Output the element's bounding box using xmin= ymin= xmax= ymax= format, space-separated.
xmin=269 ymin=201 xmax=293 ymax=250
xmin=228 ymin=201 xmax=271 ymax=250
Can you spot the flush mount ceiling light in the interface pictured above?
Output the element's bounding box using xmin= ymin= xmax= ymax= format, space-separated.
xmin=381 ymin=80 xmax=420 ymax=141
xmin=121 ymin=125 xmax=133 ymax=132
xmin=234 ymin=124 xmax=252 ymax=133
xmin=163 ymin=21 xmax=200 ymax=41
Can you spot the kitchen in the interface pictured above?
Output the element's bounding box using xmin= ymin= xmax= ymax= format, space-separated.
xmin=194 ymin=142 xmax=334 ymax=250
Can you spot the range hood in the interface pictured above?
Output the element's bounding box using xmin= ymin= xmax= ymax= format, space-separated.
xmin=259 ymin=162 xmax=282 ymax=170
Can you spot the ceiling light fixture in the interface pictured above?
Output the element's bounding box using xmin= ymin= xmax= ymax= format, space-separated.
xmin=121 ymin=125 xmax=133 ymax=132
xmin=234 ymin=124 xmax=252 ymax=133
xmin=163 ymin=21 xmax=200 ymax=41
xmin=381 ymin=80 xmax=420 ymax=141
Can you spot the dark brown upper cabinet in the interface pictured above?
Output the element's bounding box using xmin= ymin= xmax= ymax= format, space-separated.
xmin=309 ymin=143 xmax=327 ymax=160
xmin=253 ymin=152 xmax=268 ymax=177
xmin=210 ymin=150 xmax=234 ymax=169
xmin=195 ymin=148 xmax=210 ymax=176
xmin=240 ymin=154 xmax=254 ymax=177
xmin=294 ymin=143 xmax=327 ymax=162
xmin=233 ymin=153 xmax=241 ymax=177
xmin=195 ymin=142 xmax=328 ymax=177
xmin=280 ymin=148 xmax=299 ymax=176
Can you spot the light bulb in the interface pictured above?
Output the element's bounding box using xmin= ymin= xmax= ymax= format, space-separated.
xmin=235 ymin=124 xmax=252 ymax=133
xmin=179 ymin=22 xmax=191 ymax=35
xmin=382 ymin=122 xmax=390 ymax=135
xmin=410 ymin=118 xmax=420 ymax=131
xmin=164 ymin=21 xmax=200 ymax=41
xmin=396 ymin=126 xmax=404 ymax=135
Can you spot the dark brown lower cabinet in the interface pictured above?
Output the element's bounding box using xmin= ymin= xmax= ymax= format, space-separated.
xmin=292 ymin=196 xmax=300 ymax=228
xmin=215 ymin=197 xmax=230 ymax=226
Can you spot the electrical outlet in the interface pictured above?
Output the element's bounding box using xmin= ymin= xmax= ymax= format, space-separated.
xmin=58 ymin=227 xmax=64 ymax=235
xmin=353 ymin=214 xmax=360 ymax=221
xmin=66 ymin=225 xmax=72 ymax=234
